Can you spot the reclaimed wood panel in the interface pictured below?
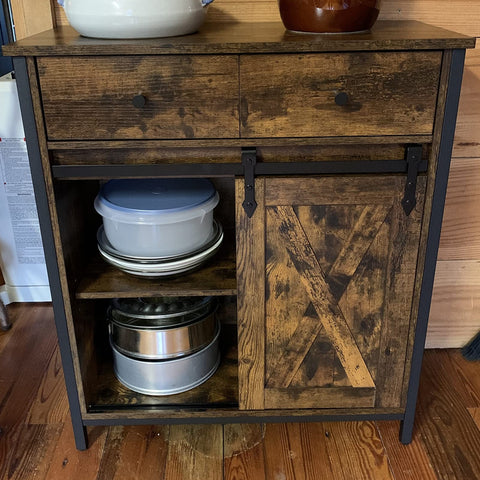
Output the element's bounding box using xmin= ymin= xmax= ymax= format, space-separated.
xmin=265 ymin=176 xmax=404 ymax=206
xmin=248 ymin=175 xmax=425 ymax=410
xmin=240 ymin=52 xmax=441 ymax=138
xmin=75 ymin=247 xmax=237 ymax=299
xmin=265 ymin=387 xmax=376 ymax=409
xmin=267 ymin=206 xmax=375 ymax=389
xmin=375 ymin=178 xmax=426 ymax=407
xmin=336 ymin=218 xmax=389 ymax=384
xmin=236 ymin=178 xmax=266 ymax=410
xmin=37 ymin=56 xmax=239 ymax=141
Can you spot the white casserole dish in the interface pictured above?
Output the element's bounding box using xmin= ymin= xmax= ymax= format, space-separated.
xmin=94 ymin=178 xmax=219 ymax=258
xmin=58 ymin=0 xmax=215 ymax=39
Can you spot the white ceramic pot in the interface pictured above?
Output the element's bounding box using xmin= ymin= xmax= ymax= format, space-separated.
xmin=58 ymin=0 xmax=215 ymax=39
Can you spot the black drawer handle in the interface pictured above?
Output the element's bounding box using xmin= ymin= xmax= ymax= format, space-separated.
xmin=334 ymin=91 xmax=349 ymax=106
xmin=132 ymin=94 xmax=147 ymax=108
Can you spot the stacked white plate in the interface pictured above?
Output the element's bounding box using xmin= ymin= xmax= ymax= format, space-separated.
xmin=97 ymin=219 xmax=224 ymax=277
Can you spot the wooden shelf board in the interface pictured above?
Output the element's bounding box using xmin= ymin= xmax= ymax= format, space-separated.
xmin=75 ymin=243 xmax=237 ymax=299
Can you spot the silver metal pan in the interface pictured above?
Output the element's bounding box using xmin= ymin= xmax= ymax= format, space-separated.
xmin=111 ymin=322 xmax=220 ymax=396
xmin=108 ymin=296 xmax=217 ymax=360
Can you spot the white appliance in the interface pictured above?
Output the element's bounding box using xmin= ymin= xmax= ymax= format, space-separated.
xmin=0 ymin=73 xmax=51 ymax=304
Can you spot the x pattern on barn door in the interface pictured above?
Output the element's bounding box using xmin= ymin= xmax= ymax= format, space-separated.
xmin=236 ymin=175 xmax=426 ymax=411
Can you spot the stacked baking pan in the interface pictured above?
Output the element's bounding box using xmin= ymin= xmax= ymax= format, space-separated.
xmin=94 ymin=178 xmax=223 ymax=277
xmin=109 ymin=296 xmax=220 ymax=395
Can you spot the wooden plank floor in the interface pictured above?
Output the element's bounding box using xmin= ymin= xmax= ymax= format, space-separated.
xmin=1 ymin=303 xmax=480 ymax=480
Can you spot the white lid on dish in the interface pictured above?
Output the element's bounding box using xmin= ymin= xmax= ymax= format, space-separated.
xmin=94 ymin=178 xmax=219 ymax=225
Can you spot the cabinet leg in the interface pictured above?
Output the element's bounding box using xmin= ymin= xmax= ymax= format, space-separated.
xmin=0 ymin=299 xmax=11 ymax=331
xmin=73 ymin=424 xmax=88 ymax=451
xmin=399 ymin=419 xmax=414 ymax=445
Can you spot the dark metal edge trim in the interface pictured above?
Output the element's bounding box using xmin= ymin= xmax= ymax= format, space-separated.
xmin=51 ymin=159 xmax=428 ymax=179
xmin=400 ymin=49 xmax=467 ymax=444
xmin=12 ymin=57 xmax=88 ymax=450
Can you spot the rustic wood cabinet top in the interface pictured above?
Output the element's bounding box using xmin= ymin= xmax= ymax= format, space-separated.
xmin=2 ymin=20 xmax=475 ymax=57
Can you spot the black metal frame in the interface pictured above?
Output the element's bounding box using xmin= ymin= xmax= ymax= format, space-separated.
xmin=11 ymin=48 xmax=467 ymax=450
xmin=0 ymin=0 xmax=13 ymax=75
xmin=399 ymin=48 xmax=467 ymax=444
xmin=51 ymin=158 xmax=427 ymax=179
xmin=13 ymin=57 xmax=88 ymax=450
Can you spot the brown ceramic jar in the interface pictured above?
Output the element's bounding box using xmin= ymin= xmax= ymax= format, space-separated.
xmin=278 ymin=0 xmax=381 ymax=34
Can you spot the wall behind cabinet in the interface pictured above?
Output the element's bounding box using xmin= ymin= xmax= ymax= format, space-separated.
xmin=10 ymin=0 xmax=480 ymax=348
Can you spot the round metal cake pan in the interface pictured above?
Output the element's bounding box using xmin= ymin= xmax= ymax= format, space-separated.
xmin=110 ymin=323 xmax=220 ymax=396
xmin=109 ymin=297 xmax=217 ymax=360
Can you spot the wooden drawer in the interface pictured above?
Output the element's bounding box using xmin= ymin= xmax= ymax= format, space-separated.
xmin=37 ymin=56 xmax=240 ymax=141
xmin=239 ymin=51 xmax=442 ymax=138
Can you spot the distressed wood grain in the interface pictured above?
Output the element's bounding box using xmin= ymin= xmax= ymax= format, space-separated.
xmin=269 ymin=205 xmax=375 ymax=389
xmin=265 ymin=386 xmax=376 ymax=409
xmin=266 ymin=307 xmax=326 ymax=389
xmin=377 ymin=421 xmax=438 ymax=480
xmin=236 ymin=178 xmax=266 ymax=410
xmin=414 ymin=350 xmax=480 ymax=479
xmin=240 ymin=52 xmax=441 ymax=138
xmin=95 ymin=426 xmax=169 ymax=480
xmin=337 ymin=219 xmax=390 ymax=384
xmin=44 ymin=424 xmax=107 ymax=480
xmin=164 ymin=425 xmax=223 ymax=480
xmin=0 ymin=305 xmax=58 ymax=427
xmin=438 ymin=157 xmax=480 ymax=261
xmin=224 ymin=424 xmax=266 ymax=480
xmin=427 ymin=260 xmax=480 ymax=348
xmin=452 ymin=48 xmax=480 ymax=158
xmin=263 ymin=423 xmax=335 ymax=480
xmin=37 ymin=56 xmax=239 ymax=141
xmin=375 ymin=177 xmax=426 ymax=408
xmin=0 ymin=423 xmax=63 ymax=480
xmin=26 ymin=346 xmax=69 ymax=425
xmin=323 ymin=421 xmax=394 ymax=479
xmin=265 ymin=176 xmax=404 ymax=206
xmin=468 ymin=408 xmax=480 ymax=430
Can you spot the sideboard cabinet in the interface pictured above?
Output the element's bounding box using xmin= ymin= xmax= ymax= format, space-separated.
xmin=3 ymin=21 xmax=475 ymax=450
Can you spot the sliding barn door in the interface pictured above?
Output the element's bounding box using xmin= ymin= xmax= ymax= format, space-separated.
xmin=236 ymin=175 xmax=426 ymax=411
